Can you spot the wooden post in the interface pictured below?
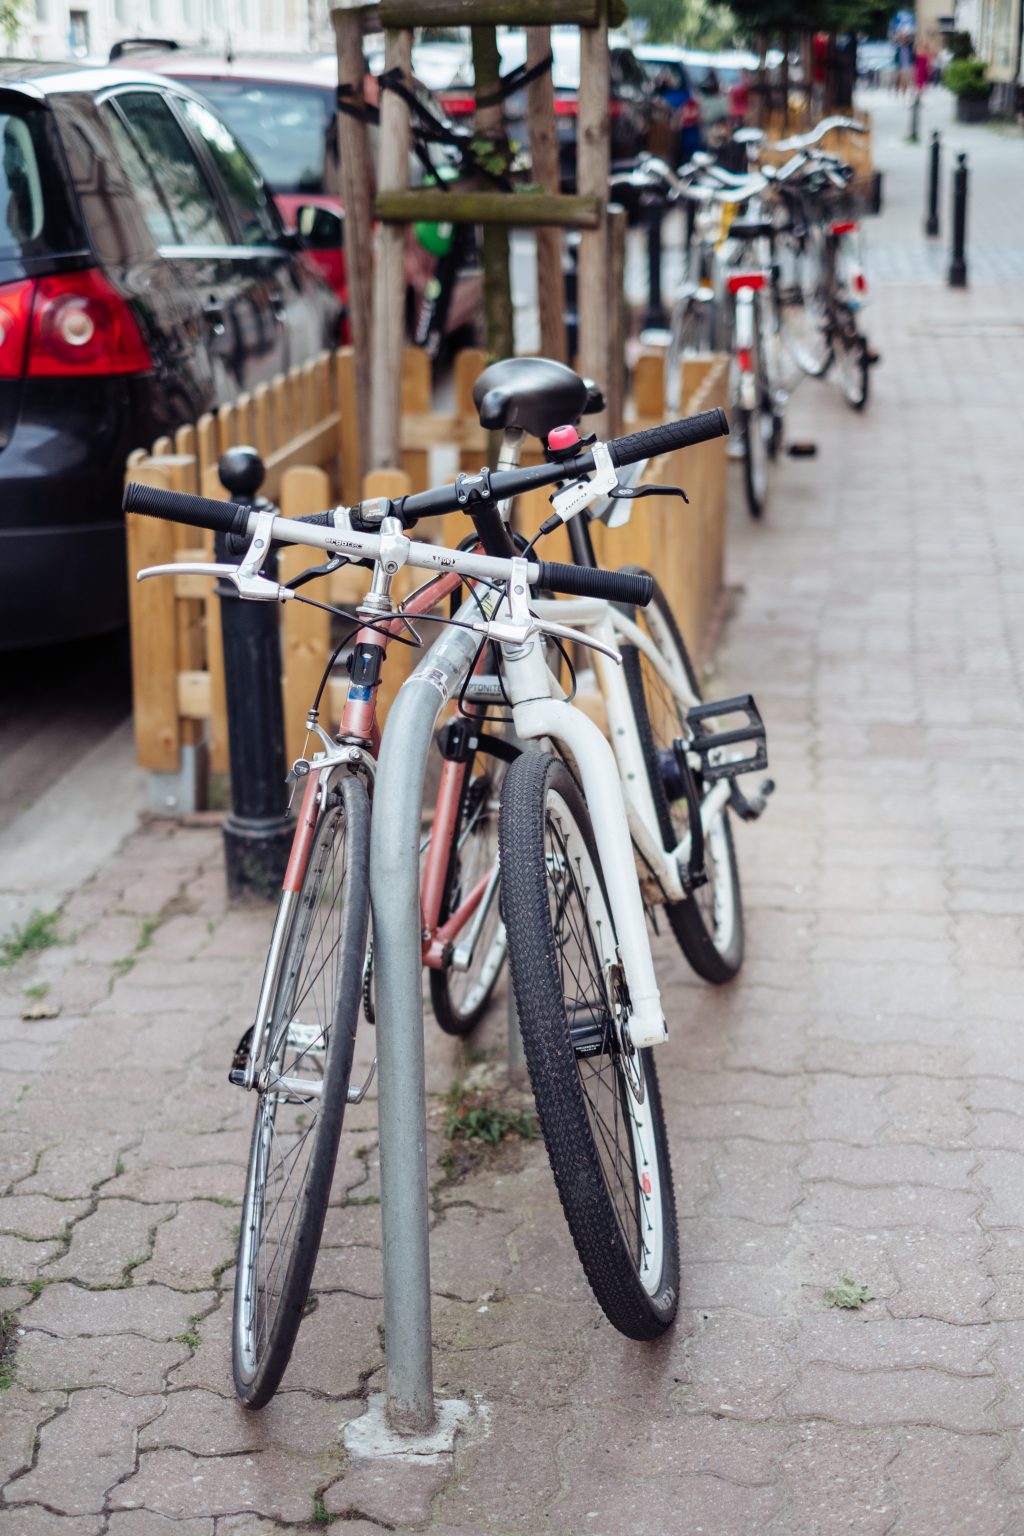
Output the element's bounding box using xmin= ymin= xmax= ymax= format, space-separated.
xmin=606 ymin=202 xmax=626 ymax=437
xmin=576 ymin=4 xmax=609 ymax=436
xmin=473 ymin=26 xmax=515 ymax=364
xmin=526 ymin=25 xmax=567 ymax=363
xmin=370 ymin=27 xmax=413 ymax=471
xmin=332 ymin=2 xmax=375 ymax=454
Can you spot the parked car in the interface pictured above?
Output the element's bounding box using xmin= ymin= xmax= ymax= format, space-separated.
xmin=0 ymin=61 xmax=341 ymax=649
xmin=131 ymin=46 xmax=482 ymax=353
xmin=434 ymin=28 xmax=675 ymax=186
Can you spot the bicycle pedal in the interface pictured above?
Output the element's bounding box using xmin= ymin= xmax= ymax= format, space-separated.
xmin=228 ymin=1025 xmax=254 ymax=1087
xmin=686 ymin=695 xmax=768 ymax=782
xmin=730 ymin=776 xmax=776 ymax=822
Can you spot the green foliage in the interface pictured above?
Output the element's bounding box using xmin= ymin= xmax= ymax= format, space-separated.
xmin=946 ymin=29 xmax=974 ymax=58
xmin=0 ymin=2 xmax=20 ymax=47
xmin=444 ymin=1082 xmax=538 ymax=1145
xmin=824 ymin=1274 xmax=874 ymax=1309
xmin=1 ymin=909 xmax=60 ymax=967
xmin=177 ymin=1314 xmax=203 ymax=1350
xmin=0 ymin=1310 xmax=16 ymax=1388
xmin=943 ymin=56 xmax=992 ymax=97
xmin=311 ymin=1497 xmax=335 ymax=1526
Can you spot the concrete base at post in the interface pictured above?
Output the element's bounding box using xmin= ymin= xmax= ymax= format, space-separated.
xmin=343 ymin=1393 xmax=484 ymax=1461
xmin=146 ymin=743 xmax=208 ymax=818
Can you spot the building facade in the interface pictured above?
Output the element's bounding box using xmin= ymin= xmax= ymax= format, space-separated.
xmin=14 ymin=0 xmax=333 ymax=63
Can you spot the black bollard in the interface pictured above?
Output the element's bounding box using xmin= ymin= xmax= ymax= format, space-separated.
xmin=215 ymin=446 xmax=293 ymax=900
xmin=909 ymin=93 xmax=920 ymax=143
xmin=925 ymin=130 xmax=941 ymax=237
xmin=949 ymin=152 xmax=968 ymax=288
xmin=645 ymin=197 xmax=667 ymax=330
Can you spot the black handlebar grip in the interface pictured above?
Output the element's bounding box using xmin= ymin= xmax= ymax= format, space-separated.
xmin=608 ymin=407 xmax=729 ymax=469
xmin=534 ymin=561 xmax=654 ymax=608
xmin=123 ymin=481 xmax=252 ymax=539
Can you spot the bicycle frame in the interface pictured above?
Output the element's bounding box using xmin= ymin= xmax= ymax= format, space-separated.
xmin=531 ymin=596 xmax=732 ymax=908
xmin=240 ymin=565 xmax=501 ymax=1092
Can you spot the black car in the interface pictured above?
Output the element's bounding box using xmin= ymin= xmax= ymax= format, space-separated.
xmin=0 ymin=62 xmax=340 ymax=649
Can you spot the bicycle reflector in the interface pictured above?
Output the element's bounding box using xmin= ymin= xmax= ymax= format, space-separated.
xmin=726 ymin=272 xmax=767 ymax=294
xmin=828 ymin=219 xmax=858 ymax=237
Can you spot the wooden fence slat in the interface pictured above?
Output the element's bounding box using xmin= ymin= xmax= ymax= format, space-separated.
xmin=400 ymin=346 xmax=432 ymax=495
xmin=337 ymin=348 xmax=361 ymax=506
xmin=280 ymin=465 xmax=334 ymax=767
xmin=126 ymin=460 xmax=181 ymax=773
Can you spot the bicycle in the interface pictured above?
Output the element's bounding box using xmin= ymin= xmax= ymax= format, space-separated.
xmin=473 ymin=354 xmax=774 ymax=981
xmin=767 ymin=118 xmax=874 ymax=410
xmin=124 ymin=395 xmax=766 ymax=1401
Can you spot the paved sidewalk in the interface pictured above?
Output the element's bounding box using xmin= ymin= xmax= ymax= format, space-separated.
xmin=2 ymin=92 xmax=1024 ymax=1536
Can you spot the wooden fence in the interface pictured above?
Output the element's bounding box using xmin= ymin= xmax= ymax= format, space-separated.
xmin=125 ymin=344 xmax=730 ymax=807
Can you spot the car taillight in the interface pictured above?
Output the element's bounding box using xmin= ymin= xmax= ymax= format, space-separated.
xmin=554 ymin=96 xmax=578 ymax=117
xmin=27 ymin=268 xmax=152 ymax=377
xmin=0 ymin=277 xmax=35 ymax=379
xmin=440 ymin=94 xmax=476 ymax=116
xmin=680 ymin=99 xmax=702 ymax=128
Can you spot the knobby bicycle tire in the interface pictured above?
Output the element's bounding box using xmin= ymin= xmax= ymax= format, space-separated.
xmin=499 ymin=752 xmax=679 ymax=1340
xmin=233 ymin=771 xmax=371 ymax=1409
xmin=617 ymin=570 xmax=744 ymax=984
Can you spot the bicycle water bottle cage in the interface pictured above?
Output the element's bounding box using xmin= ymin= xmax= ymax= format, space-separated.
xmin=685 ymin=695 xmax=768 ymax=782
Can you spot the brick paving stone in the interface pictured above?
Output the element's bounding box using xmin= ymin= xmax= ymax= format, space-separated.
xmin=140 ymin=1388 xmax=358 ymax=1456
xmin=887 ymin=1428 xmax=1015 ymax=1536
xmin=798 ymin=1142 xmax=977 ymax=1191
xmin=0 ymin=1233 xmax=61 ymax=1282
xmin=783 ymin=1363 xmax=1000 ymax=1433
xmin=0 ymin=1386 xmax=63 ymax=1484
xmin=107 ymin=1514 xmax=215 ymax=1536
xmin=0 ymin=1512 xmax=103 ymax=1535
xmin=18 ymin=1132 xmax=134 ymax=1199
xmin=0 ymin=1194 xmax=91 ymax=1239
xmin=45 ymin=1200 xmax=175 ymax=1286
xmin=768 ymin=1423 xmax=899 ymax=1536
xmin=8 ymin=1387 xmax=163 ymax=1515
xmin=797 ymin=1181 xmax=982 ymax=1233
xmin=16 ymin=1330 xmax=191 ymax=1394
xmin=324 ymin=1457 xmax=451 ymax=1526
xmin=110 ymin=1446 xmax=334 ymax=1524
xmin=133 ymin=1202 xmax=240 ymax=1291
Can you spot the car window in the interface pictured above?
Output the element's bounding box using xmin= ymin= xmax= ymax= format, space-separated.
xmin=102 ymin=103 xmax=179 ymax=247
xmin=0 ymin=104 xmax=83 ymax=261
xmin=112 ymin=90 xmax=230 ymax=247
xmin=178 ymin=95 xmax=280 ymax=245
xmin=175 ymin=78 xmax=332 ymax=195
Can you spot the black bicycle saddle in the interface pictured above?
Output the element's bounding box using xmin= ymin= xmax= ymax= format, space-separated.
xmin=473 ymin=356 xmax=595 ymax=441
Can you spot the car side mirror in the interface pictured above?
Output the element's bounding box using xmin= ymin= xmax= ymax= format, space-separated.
xmin=294 ymin=204 xmax=344 ymax=250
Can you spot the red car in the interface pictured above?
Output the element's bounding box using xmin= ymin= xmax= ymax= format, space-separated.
xmin=125 ymin=47 xmax=482 ymax=350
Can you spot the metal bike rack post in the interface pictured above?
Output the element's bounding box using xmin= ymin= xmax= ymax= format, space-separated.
xmin=368 ymin=616 xmax=481 ymax=1434
xmin=924 ymin=129 xmax=941 ymax=237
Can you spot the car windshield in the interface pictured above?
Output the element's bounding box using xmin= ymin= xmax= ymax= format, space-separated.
xmin=0 ymin=102 xmax=81 ymax=261
xmin=181 ymin=79 xmax=333 ymax=194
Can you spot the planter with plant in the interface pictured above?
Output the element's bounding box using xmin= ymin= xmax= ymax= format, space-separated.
xmin=943 ymin=56 xmax=993 ymax=121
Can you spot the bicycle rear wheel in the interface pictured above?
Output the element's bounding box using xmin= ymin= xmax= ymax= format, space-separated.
xmin=430 ymin=753 xmax=507 ymax=1036
xmin=499 ymin=752 xmax=679 ymax=1340
xmin=778 ymin=225 xmax=832 ymax=378
xmin=233 ymin=771 xmax=371 ymax=1409
xmin=833 ymin=313 xmax=870 ymax=409
xmin=618 ymin=571 xmax=744 ymax=984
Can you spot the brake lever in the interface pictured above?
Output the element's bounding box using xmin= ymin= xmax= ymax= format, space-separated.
xmin=609 ymin=483 xmax=689 ymax=505
xmin=136 ymin=562 xmax=294 ymax=602
xmin=284 ymin=554 xmax=348 ymax=591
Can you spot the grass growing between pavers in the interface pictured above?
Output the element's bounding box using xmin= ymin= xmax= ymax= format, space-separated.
xmin=443 ymin=1080 xmax=538 ymax=1146
xmin=0 ymin=1309 xmax=17 ymax=1388
xmin=0 ymin=909 xmax=61 ymax=967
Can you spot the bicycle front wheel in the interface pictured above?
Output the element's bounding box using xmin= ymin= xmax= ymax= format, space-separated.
xmin=833 ymin=313 xmax=870 ymax=409
xmin=233 ymin=771 xmax=371 ymax=1409
xmin=499 ymin=752 xmax=679 ymax=1340
xmin=618 ymin=571 xmax=744 ymax=984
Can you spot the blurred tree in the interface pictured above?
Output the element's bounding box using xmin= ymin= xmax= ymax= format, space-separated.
xmin=626 ymin=0 xmax=737 ymax=45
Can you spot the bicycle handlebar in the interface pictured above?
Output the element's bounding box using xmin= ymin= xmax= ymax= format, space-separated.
xmin=771 ymin=116 xmax=865 ymax=153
